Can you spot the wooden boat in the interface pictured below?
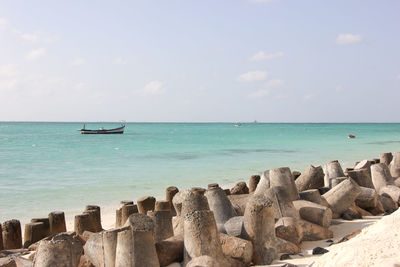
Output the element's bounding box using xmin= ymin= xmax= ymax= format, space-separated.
xmin=348 ymin=134 xmax=356 ymax=139
xmin=78 ymin=124 xmax=125 ymax=134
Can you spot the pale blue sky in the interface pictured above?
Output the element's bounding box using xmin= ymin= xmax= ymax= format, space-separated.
xmin=0 ymin=0 xmax=399 ymax=122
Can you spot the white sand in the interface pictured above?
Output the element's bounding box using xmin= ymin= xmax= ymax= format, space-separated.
xmin=261 ymin=211 xmax=400 ymax=267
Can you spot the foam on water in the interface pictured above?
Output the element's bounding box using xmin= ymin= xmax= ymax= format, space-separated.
xmin=0 ymin=122 xmax=400 ymax=222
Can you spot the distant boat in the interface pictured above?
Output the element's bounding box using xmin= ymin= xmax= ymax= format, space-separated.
xmin=348 ymin=134 xmax=356 ymax=139
xmin=234 ymin=123 xmax=242 ymax=127
xmin=78 ymin=124 xmax=125 ymax=134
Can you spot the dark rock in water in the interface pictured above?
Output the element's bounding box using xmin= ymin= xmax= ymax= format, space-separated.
xmin=318 ymin=187 xmax=330 ymax=195
xmin=312 ymin=247 xmax=329 ymax=255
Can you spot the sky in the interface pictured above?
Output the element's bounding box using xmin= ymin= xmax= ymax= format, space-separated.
xmin=0 ymin=0 xmax=399 ymax=122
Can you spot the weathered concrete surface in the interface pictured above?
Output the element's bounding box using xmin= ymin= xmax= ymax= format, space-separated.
xmin=292 ymin=200 xmax=332 ymax=227
xmin=323 ymin=160 xmax=345 ymax=187
xmin=33 ymin=233 xmax=83 ymax=267
xmin=347 ymin=168 xmax=374 ymax=189
xmin=84 ymin=228 xmax=123 ymax=267
xmin=183 ymin=210 xmax=229 ymax=266
xmin=148 ymin=210 xmax=174 ymax=242
xmin=115 ymin=228 xmax=159 ymax=267
xmin=390 ymin=152 xmax=400 ymax=177
xmin=269 ymin=167 xmax=299 ymax=201
xmin=299 ymin=189 xmax=324 ymax=205
xmin=23 ymin=222 xmax=47 ymax=248
xmin=2 ymin=220 xmax=22 ymax=249
xmin=355 ymin=186 xmax=378 ymax=209
xmin=227 ymin=194 xmax=249 ymax=216
xmin=48 ymin=211 xmax=66 ymax=235
xmin=371 ymin=163 xmax=394 ymax=192
xmin=295 ymin=165 xmax=324 ymax=192
xmin=219 ymin=233 xmax=253 ymax=265
xmin=230 ymin=182 xmax=249 ymax=195
xmin=380 ymin=152 xmax=393 ymax=166
xmin=254 ymin=170 xmax=270 ymax=195
xmin=206 ymin=184 xmax=237 ymax=232
xmin=243 ymin=194 xmax=277 ymax=265
xmin=155 ymin=235 xmax=183 ymax=267
xmin=249 ymin=175 xmax=260 ymax=193
xmin=323 ymin=178 xmax=361 ymax=215
xmin=137 ymin=196 xmax=156 ymax=215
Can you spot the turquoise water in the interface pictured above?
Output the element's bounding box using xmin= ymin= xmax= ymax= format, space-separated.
xmin=1 ymin=122 xmax=400 ymax=222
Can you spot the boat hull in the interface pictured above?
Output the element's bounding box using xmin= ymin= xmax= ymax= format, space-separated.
xmin=80 ymin=126 xmax=125 ymax=134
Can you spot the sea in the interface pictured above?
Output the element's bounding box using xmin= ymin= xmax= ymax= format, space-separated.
xmin=1 ymin=122 xmax=400 ymax=223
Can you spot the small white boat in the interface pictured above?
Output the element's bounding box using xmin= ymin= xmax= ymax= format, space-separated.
xmin=348 ymin=134 xmax=356 ymax=139
xmin=234 ymin=123 xmax=242 ymax=127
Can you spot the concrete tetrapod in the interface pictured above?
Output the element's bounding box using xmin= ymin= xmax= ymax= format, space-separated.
xmin=147 ymin=210 xmax=174 ymax=242
xmin=295 ymin=165 xmax=325 ymax=192
xmin=74 ymin=213 xmax=93 ymax=235
xmin=31 ymin=218 xmax=50 ymax=237
xmin=115 ymin=227 xmax=160 ymax=267
xmin=249 ymin=175 xmax=260 ymax=193
xmin=23 ymin=222 xmax=47 ymax=248
xmin=205 ymin=183 xmax=237 ymax=233
xmin=269 ymin=167 xmax=299 ymax=201
xmin=84 ymin=205 xmax=103 ymax=232
xmin=230 ymin=182 xmax=249 ymax=195
xmin=390 ymin=152 xmax=400 ymax=177
xmin=119 ymin=204 xmax=138 ymax=228
xmin=355 ymin=186 xmax=378 ymax=209
xmin=323 ymin=160 xmax=345 ymax=187
xmin=84 ymin=228 xmax=124 ymax=267
xmin=137 ymin=196 xmax=156 ymax=215
xmin=227 ymin=194 xmax=250 ymax=216
xmin=155 ymin=200 xmax=171 ymax=211
xmin=263 ymin=186 xmax=299 ymax=219
xmin=219 ymin=233 xmax=253 ymax=265
xmin=254 ymin=170 xmax=270 ymax=195
xmin=48 ymin=211 xmax=66 ymax=235
xmin=292 ymin=200 xmax=332 ymax=227
xmin=243 ymin=194 xmax=277 ymax=265
xmin=155 ymin=235 xmax=184 ymax=267
xmin=115 ymin=201 xmax=134 ymax=228
xmin=116 ymin=214 xmax=159 ymax=267
xmin=183 ymin=210 xmax=229 ymax=266
xmin=298 ymin=189 xmax=324 ymax=205
xmin=380 ymin=152 xmax=393 ymax=166
xmin=347 ymin=168 xmax=374 ymax=189
xmin=2 ymin=220 xmax=22 ymax=249
xmin=33 ymin=233 xmax=83 ymax=267
xmin=322 ymin=178 xmax=361 ymax=215
xmin=371 ymin=163 xmax=394 ymax=192
xmin=166 ymin=186 xmax=179 ymax=216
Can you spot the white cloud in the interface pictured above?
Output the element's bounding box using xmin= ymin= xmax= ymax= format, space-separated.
xmin=248 ymin=89 xmax=270 ymax=99
xmin=26 ymin=48 xmax=46 ymax=61
xmin=112 ymin=58 xmax=128 ymax=65
xmin=0 ymin=18 xmax=8 ymax=31
xmin=70 ymin=57 xmax=86 ymax=66
xmin=335 ymin=34 xmax=363 ymax=45
xmin=265 ymin=79 xmax=284 ymax=88
xmin=303 ymin=94 xmax=315 ymax=100
xmin=335 ymin=85 xmax=344 ymax=92
xmin=0 ymin=64 xmax=19 ymax=77
xmin=249 ymin=51 xmax=284 ymax=61
xmin=237 ymin=70 xmax=268 ymax=82
xmin=20 ymin=32 xmax=40 ymax=42
xmin=135 ymin=81 xmax=166 ymax=96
